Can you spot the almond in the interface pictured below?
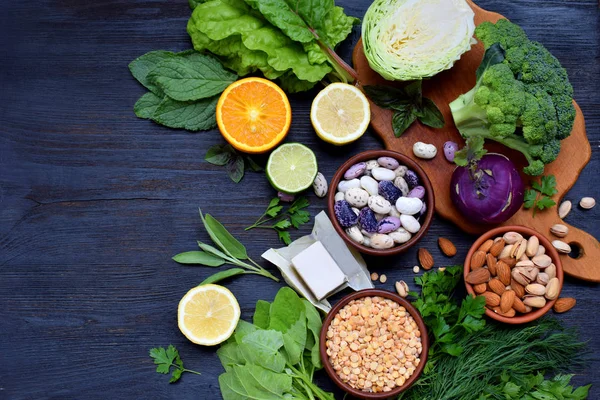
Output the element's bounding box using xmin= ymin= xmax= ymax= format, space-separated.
xmin=512 ymin=297 xmax=528 ymax=313
xmin=500 ymin=290 xmax=516 ymax=314
xmin=500 ymin=257 xmax=517 ymax=267
xmin=473 ymin=283 xmax=488 ymax=294
xmin=553 ymin=297 xmax=576 ymax=313
xmin=496 ymin=260 xmax=511 ymax=286
xmin=438 ymin=237 xmax=457 ymax=257
xmin=466 ymin=268 xmax=490 ymax=285
xmin=418 ymin=248 xmax=434 ymax=270
xmin=486 ymin=253 xmax=498 ymax=275
xmin=511 ymin=279 xmax=525 ymax=298
xmin=493 ymin=306 xmax=516 ymax=318
xmin=488 ymin=278 xmax=506 ymax=296
xmin=478 ymin=239 xmax=494 ymax=253
xmin=482 ymin=291 xmax=501 ymax=307
xmin=470 ymin=250 xmax=486 ymax=270
xmin=489 ymin=239 xmax=505 ymax=257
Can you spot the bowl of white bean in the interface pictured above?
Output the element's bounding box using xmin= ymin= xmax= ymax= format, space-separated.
xmin=320 ymin=289 xmax=429 ymax=399
xmin=327 ymin=149 xmax=435 ymax=256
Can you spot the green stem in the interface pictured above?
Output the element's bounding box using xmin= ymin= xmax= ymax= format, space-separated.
xmin=181 ymin=368 xmax=202 ymax=375
xmin=287 ymin=365 xmax=334 ymax=400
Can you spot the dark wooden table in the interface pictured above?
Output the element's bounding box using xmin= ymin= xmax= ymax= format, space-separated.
xmin=1 ymin=0 xmax=599 ymax=398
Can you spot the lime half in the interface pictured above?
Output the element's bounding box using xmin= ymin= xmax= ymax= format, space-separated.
xmin=266 ymin=143 xmax=318 ymax=194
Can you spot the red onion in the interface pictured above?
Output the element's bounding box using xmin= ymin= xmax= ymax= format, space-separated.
xmin=450 ymin=153 xmax=524 ymax=224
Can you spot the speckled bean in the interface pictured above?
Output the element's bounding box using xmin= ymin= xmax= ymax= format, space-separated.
xmin=365 ymin=160 xmax=379 ymax=172
xmin=389 ymin=228 xmax=412 ymax=244
xmin=393 ymin=165 xmax=408 ymax=178
xmin=370 ymin=234 xmax=394 ymax=249
xmin=345 ymin=188 xmax=369 ymax=207
xmin=344 ymin=162 xmax=367 ymax=180
xmin=334 ymin=191 xmax=345 ymax=202
xmin=368 ymin=195 xmax=392 ymax=214
xmin=404 ymin=170 xmax=419 ymax=189
xmin=334 ymin=200 xmax=358 ymax=228
xmin=338 ymin=179 xmax=361 ymax=193
xmin=377 ymin=157 xmax=400 ymax=170
xmin=393 ymin=177 xmax=409 ymax=196
xmin=345 ymin=226 xmax=364 ymax=244
xmin=312 ymin=172 xmax=328 ymax=198
xmin=444 ymin=141 xmax=459 ymax=162
xmin=407 ymin=186 xmax=425 ymax=199
xmin=413 ymin=142 xmax=437 ymax=159
xmin=377 ymin=216 xmax=401 ymax=234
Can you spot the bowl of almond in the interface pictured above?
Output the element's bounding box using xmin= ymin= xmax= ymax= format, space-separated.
xmin=463 ymin=225 xmax=564 ymax=324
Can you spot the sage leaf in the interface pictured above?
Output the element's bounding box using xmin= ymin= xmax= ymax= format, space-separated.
xmin=219 ymin=364 xmax=292 ymax=400
xmin=253 ymin=300 xmax=271 ymax=330
xmin=227 ymin=155 xmax=245 ymax=183
xmin=197 ymin=241 xmax=233 ymax=261
xmin=151 ymin=95 xmax=218 ymax=131
xmin=416 ymin=98 xmax=445 ymax=128
xmin=148 ymin=53 xmax=236 ymax=102
xmin=129 ymin=50 xmax=174 ymax=95
xmin=172 ymin=250 xmax=225 ymax=266
xmin=134 ymin=92 xmax=163 ymax=119
xmin=200 ymin=268 xmax=246 ymax=285
xmin=201 ymin=211 xmax=248 ymax=260
xmin=205 ymin=144 xmax=234 ymax=166
xmin=392 ymin=108 xmax=418 ymax=137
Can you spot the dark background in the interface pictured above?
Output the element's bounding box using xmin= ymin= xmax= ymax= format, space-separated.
xmin=1 ymin=0 xmax=599 ymax=398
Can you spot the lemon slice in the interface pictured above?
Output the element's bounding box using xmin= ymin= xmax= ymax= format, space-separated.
xmin=266 ymin=143 xmax=318 ymax=194
xmin=310 ymin=82 xmax=371 ymax=145
xmin=177 ymin=284 xmax=240 ymax=346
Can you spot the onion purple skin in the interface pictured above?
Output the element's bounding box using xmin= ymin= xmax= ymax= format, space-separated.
xmin=450 ymin=153 xmax=524 ymax=225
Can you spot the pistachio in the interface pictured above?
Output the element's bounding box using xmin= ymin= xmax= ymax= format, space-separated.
xmin=502 ymin=231 xmax=523 ymax=245
xmin=545 ymin=277 xmax=560 ymax=300
xmin=558 ymin=200 xmax=572 ymax=219
xmin=550 ymin=224 xmax=569 ymax=238
xmin=579 ymin=197 xmax=596 ymax=210
xmin=536 ymin=272 xmax=550 ymax=286
xmin=515 ymin=260 xmax=534 ymax=268
xmin=532 ymin=254 xmax=552 ymax=268
xmin=535 ymin=245 xmax=546 ymax=256
xmin=395 ymin=280 xmax=409 ymax=298
xmin=523 ymin=295 xmax=546 ymax=308
xmin=525 ymin=236 xmax=539 ymax=257
xmin=498 ymin=244 xmax=514 ymax=259
xmin=552 ymin=240 xmax=571 ymax=254
xmin=511 ymin=267 xmax=531 ymax=286
xmin=546 ymin=263 xmax=557 ymax=280
xmin=525 ymin=283 xmax=546 ymax=296
xmin=515 ymin=239 xmax=527 ymax=260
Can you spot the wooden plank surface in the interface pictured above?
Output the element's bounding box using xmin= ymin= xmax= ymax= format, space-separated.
xmin=0 ymin=0 xmax=598 ymax=398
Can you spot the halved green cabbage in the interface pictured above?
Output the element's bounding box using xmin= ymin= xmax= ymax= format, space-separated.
xmin=362 ymin=0 xmax=476 ymax=81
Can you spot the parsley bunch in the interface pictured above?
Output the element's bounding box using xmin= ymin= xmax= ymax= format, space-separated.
xmin=245 ymin=197 xmax=311 ymax=244
xmin=524 ymin=175 xmax=558 ymax=215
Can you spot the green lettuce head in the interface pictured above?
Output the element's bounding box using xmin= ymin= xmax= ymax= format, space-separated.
xmin=362 ymin=0 xmax=476 ymax=81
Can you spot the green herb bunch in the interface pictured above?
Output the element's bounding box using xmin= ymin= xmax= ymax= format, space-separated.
xmin=399 ymin=266 xmax=590 ymax=400
xmin=217 ymin=287 xmax=333 ymax=400
xmin=149 ymin=345 xmax=201 ymax=383
xmin=173 ymin=210 xmax=279 ymax=284
xmin=524 ymin=174 xmax=558 ymax=215
xmin=246 ymin=197 xmax=311 ymax=245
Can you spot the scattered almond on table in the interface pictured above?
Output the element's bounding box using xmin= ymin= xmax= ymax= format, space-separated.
xmin=553 ymin=297 xmax=576 ymax=313
xmin=418 ymin=248 xmax=434 ymax=270
xmin=438 ymin=237 xmax=457 ymax=257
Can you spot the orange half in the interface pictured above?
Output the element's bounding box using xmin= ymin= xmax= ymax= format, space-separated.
xmin=216 ymin=77 xmax=292 ymax=154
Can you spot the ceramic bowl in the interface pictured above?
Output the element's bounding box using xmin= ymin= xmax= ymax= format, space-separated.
xmin=319 ymin=289 xmax=429 ymax=399
xmin=464 ymin=225 xmax=564 ymax=324
xmin=327 ymin=150 xmax=434 ymax=256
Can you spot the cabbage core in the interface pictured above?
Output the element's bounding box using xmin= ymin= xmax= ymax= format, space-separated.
xmin=362 ymin=0 xmax=476 ymax=81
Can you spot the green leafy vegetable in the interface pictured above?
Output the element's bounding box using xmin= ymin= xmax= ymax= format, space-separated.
xmin=481 ymin=372 xmax=591 ymax=400
xmin=217 ymin=287 xmax=333 ymax=400
xmin=363 ymin=82 xmax=445 ymax=137
xmin=245 ymin=197 xmax=311 ymax=244
xmin=524 ymin=175 xmax=558 ymax=215
xmin=205 ymin=143 xmax=263 ymax=184
xmin=173 ymin=209 xmax=279 ymax=283
xmin=399 ymin=267 xmax=589 ymax=400
xmin=130 ymin=50 xmax=230 ymax=131
xmin=149 ymin=345 xmax=201 ymax=383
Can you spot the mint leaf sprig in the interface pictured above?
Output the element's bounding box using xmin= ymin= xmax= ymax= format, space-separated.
xmin=524 ymin=175 xmax=558 ymax=216
xmin=205 ymin=143 xmax=263 ymax=183
xmin=245 ymin=197 xmax=311 ymax=245
xmin=150 ymin=345 xmax=201 ymax=383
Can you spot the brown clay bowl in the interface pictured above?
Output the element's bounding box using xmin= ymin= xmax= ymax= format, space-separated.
xmin=327 ymin=150 xmax=435 ymax=256
xmin=464 ymin=225 xmax=564 ymax=324
xmin=319 ymin=289 xmax=429 ymax=399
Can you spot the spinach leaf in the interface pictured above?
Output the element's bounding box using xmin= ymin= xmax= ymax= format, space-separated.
xmin=280 ymin=314 xmax=307 ymax=365
xmin=151 ymin=95 xmax=218 ymax=131
xmin=200 ymin=268 xmax=246 ymax=285
xmin=217 ymin=343 xmax=246 ymax=372
xmin=253 ymin=300 xmax=271 ymax=329
xmin=134 ymin=92 xmax=163 ymax=119
xmin=148 ymin=53 xmax=236 ymax=102
xmin=238 ymin=330 xmax=287 ymax=373
xmin=201 ymin=211 xmax=248 ymax=260
xmin=219 ymin=364 xmax=293 ymax=400
xmin=172 ymin=250 xmax=225 ymax=266
xmin=303 ymin=299 xmax=323 ymax=368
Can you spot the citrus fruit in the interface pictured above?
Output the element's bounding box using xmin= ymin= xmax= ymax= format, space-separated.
xmin=266 ymin=143 xmax=318 ymax=194
xmin=216 ymin=77 xmax=292 ymax=154
xmin=310 ymin=82 xmax=371 ymax=145
xmin=177 ymin=284 xmax=240 ymax=346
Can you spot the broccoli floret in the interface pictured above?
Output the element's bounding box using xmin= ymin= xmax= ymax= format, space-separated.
xmin=449 ymin=20 xmax=576 ymax=175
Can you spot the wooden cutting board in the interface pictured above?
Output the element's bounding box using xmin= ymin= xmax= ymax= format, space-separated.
xmin=352 ymin=0 xmax=599 ymax=281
